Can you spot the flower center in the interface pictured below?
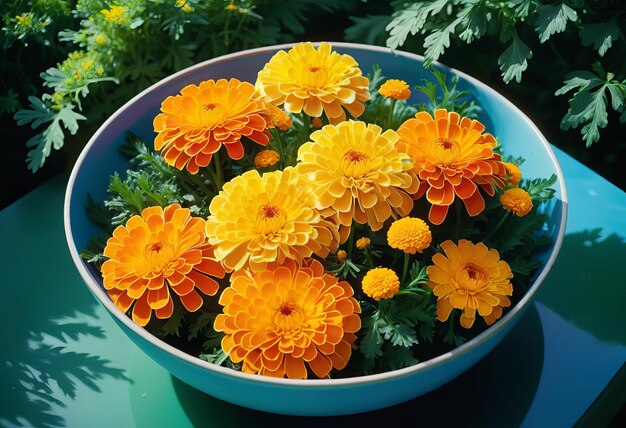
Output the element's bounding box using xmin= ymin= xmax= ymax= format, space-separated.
xmin=307 ymin=65 xmax=323 ymax=73
xmin=144 ymin=241 xmax=175 ymax=275
xmin=256 ymin=203 xmax=285 ymax=236
xmin=148 ymin=241 xmax=164 ymax=252
xmin=341 ymin=149 xmax=370 ymax=178
xmin=433 ymin=137 xmax=461 ymax=166
xmin=199 ymin=102 xmax=224 ymax=128
xmin=300 ymin=64 xmax=329 ymax=87
xmin=273 ymin=301 xmax=305 ymax=332
xmin=459 ymin=262 xmax=489 ymax=290
xmin=344 ymin=149 xmax=369 ymax=162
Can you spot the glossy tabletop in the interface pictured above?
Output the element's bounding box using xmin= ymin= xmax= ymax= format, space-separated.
xmin=1 ymin=146 xmax=625 ymax=427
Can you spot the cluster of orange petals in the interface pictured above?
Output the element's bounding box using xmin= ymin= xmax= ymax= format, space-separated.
xmin=427 ymin=240 xmax=513 ymax=329
xmin=153 ymin=78 xmax=271 ymax=174
xmin=101 ymin=204 xmax=226 ymax=326
xmin=396 ymin=109 xmax=507 ymax=225
xmin=256 ymin=42 xmax=370 ymax=124
xmin=214 ymin=259 xmax=361 ymax=379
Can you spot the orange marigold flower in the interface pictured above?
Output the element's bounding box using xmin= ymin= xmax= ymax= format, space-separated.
xmin=378 ymin=79 xmax=411 ymax=100
xmin=297 ymin=121 xmax=419 ymax=234
xmin=362 ymin=267 xmax=400 ymax=301
xmin=387 ymin=217 xmax=432 ymax=254
xmin=153 ymin=78 xmax=271 ymax=174
xmin=427 ymin=240 xmax=513 ymax=329
xmin=311 ymin=117 xmax=324 ymax=129
xmin=254 ymin=149 xmax=280 ymax=168
xmin=396 ymin=109 xmax=507 ymax=225
xmin=101 ymin=204 xmax=227 ymax=326
xmin=500 ymin=188 xmax=533 ymax=217
xmin=205 ymin=167 xmax=340 ymax=272
xmin=337 ymin=249 xmax=348 ymax=263
xmin=265 ymin=103 xmax=292 ymax=131
xmin=256 ymin=42 xmax=370 ymax=124
xmin=503 ymin=162 xmax=522 ymax=186
xmin=356 ymin=237 xmax=370 ymax=250
xmin=214 ymin=259 xmax=361 ymax=379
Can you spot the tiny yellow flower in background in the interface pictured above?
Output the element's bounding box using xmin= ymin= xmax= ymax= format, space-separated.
xmin=97 ymin=66 xmax=105 ymax=75
xmin=256 ymin=42 xmax=370 ymax=124
xmin=311 ymin=117 xmax=323 ymax=129
xmin=52 ymin=93 xmax=64 ymax=104
xmin=362 ymin=267 xmax=400 ymax=301
xmin=500 ymin=188 xmax=533 ymax=217
xmin=15 ymin=13 xmax=34 ymax=28
xmin=101 ymin=5 xmax=128 ymax=25
xmin=81 ymin=60 xmax=94 ymax=71
xmin=265 ymin=103 xmax=292 ymax=131
xmin=503 ymin=162 xmax=522 ymax=186
xmin=427 ymin=240 xmax=513 ymax=329
xmin=95 ymin=33 xmax=107 ymax=46
xmin=356 ymin=237 xmax=370 ymax=250
xmin=378 ymin=79 xmax=411 ymax=100
xmin=225 ymin=3 xmax=239 ymax=11
xmin=387 ymin=217 xmax=432 ymax=254
xmin=254 ymin=149 xmax=280 ymax=168
xmin=337 ymin=250 xmax=348 ymax=263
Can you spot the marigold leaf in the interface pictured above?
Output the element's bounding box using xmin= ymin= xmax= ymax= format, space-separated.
xmin=535 ymin=2 xmax=578 ymax=43
xmin=423 ymin=18 xmax=461 ymax=67
xmin=579 ymin=18 xmax=621 ymax=57
xmin=385 ymin=0 xmax=448 ymax=50
xmin=498 ymin=29 xmax=532 ymax=83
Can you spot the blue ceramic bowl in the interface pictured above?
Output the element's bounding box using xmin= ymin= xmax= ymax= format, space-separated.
xmin=64 ymin=43 xmax=567 ymax=416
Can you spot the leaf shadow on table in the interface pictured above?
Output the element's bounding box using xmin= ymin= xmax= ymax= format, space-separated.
xmin=0 ymin=180 xmax=132 ymax=428
xmin=171 ymin=302 xmax=544 ymax=427
xmin=537 ymin=229 xmax=626 ymax=345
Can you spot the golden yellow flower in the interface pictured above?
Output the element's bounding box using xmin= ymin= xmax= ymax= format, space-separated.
xmin=362 ymin=267 xmax=400 ymax=301
xmin=503 ymin=162 xmax=522 ymax=186
xmin=214 ymin=259 xmax=361 ymax=378
xmin=356 ymin=237 xmax=370 ymax=250
xmin=101 ymin=204 xmax=227 ymax=326
xmin=297 ymin=121 xmax=419 ymax=234
xmin=254 ymin=149 xmax=280 ymax=168
xmin=265 ymin=102 xmax=292 ymax=131
xmin=378 ymin=79 xmax=411 ymax=100
xmin=256 ymin=42 xmax=370 ymax=124
xmin=95 ymin=33 xmax=107 ymax=45
xmin=154 ymin=78 xmax=271 ymax=174
xmin=15 ymin=13 xmax=33 ymax=28
xmin=183 ymin=4 xmax=193 ymax=13
xmin=500 ymin=188 xmax=533 ymax=217
xmin=101 ymin=5 xmax=127 ymax=24
xmin=427 ymin=240 xmax=513 ymax=329
xmin=337 ymin=249 xmax=348 ymax=263
xmin=205 ymin=167 xmax=339 ymax=272
xmin=396 ymin=109 xmax=507 ymax=225
xmin=225 ymin=3 xmax=239 ymax=11
xmin=97 ymin=66 xmax=104 ymax=75
xmin=387 ymin=217 xmax=432 ymax=254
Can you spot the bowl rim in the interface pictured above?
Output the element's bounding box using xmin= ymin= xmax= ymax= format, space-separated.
xmin=64 ymin=41 xmax=568 ymax=388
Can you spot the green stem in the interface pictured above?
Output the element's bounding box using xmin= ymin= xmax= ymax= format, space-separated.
xmin=401 ymin=253 xmax=410 ymax=285
xmin=271 ymin=128 xmax=286 ymax=168
xmin=387 ymin=98 xmax=397 ymax=129
xmin=347 ymin=226 xmax=355 ymax=259
xmin=223 ymin=10 xmax=232 ymax=46
xmin=364 ymin=248 xmax=375 ymax=268
xmin=214 ymin=150 xmax=224 ymax=189
xmin=453 ymin=200 xmax=462 ymax=241
xmin=483 ymin=210 xmax=510 ymax=243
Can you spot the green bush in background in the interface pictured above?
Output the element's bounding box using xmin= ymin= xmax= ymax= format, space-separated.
xmin=1 ymin=0 xmax=625 ymax=206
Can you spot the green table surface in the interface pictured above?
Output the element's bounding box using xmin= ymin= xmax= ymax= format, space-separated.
xmin=1 ymin=146 xmax=625 ymax=427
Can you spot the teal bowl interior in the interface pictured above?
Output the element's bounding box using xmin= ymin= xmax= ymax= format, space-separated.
xmin=64 ymin=43 xmax=567 ymax=416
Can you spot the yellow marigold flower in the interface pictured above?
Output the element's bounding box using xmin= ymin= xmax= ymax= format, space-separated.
xmin=337 ymin=249 xmax=348 ymax=263
xmin=154 ymin=78 xmax=271 ymax=174
xmin=256 ymin=42 xmax=370 ymax=124
xmin=176 ymin=0 xmax=186 ymax=6
xmin=356 ymin=237 xmax=370 ymax=250
xmin=214 ymin=259 xmax=361 ymax=378
xmin=362 ymin=267 xmax=400 ymax=301
xmin=297 ymin=121 xmax=419 ymax=233
xmin=97 ymin=66 xmax=105 ymax=75
xmin=378 ymin=79 xmax=411 ymax=100
xmin=265 ymin=103 xmax=292 ymax=130
xmin=81 ymin=60 xmax=94 ymax=71
xmin=52 ymin=93 xmax=64 ymax=105
xmin=101 ymin=204 xmax=227 ymax=326
xmin=500 ymin=188 xmax=533 ymax=217
xmin=427 ymin=240 xmax=513 ymax=329
xmin=254 ymin=149 xmax=280 ymax=168
xmin=101 ymin=5 xmax=128 ymax=25
xmin=397 ymin=109 xmax=507 ymax=225
xmin=225 ymin=3 xmax=239 ymax=11
xmin=183 ymin=4 xmax=192 ymax=13
xmin=503 ymin=162 xmax=522 ymax=186
xmin=387 ymin=217 xmax=432 ymax=254
xmin=311 ymin=117 xmax=324 ymax=129
xmin=206 ymin=167 xmax=340 ymax=272
xmin=69 ymin=51 xmax=84 ymax=60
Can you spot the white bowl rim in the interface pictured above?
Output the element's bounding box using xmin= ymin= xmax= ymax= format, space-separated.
xmin=64 ymin=41 xmax=568 ymax=388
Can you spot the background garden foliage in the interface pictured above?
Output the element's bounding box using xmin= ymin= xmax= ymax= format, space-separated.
xmin=1 ymin=0 xmax=625 ymax=207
